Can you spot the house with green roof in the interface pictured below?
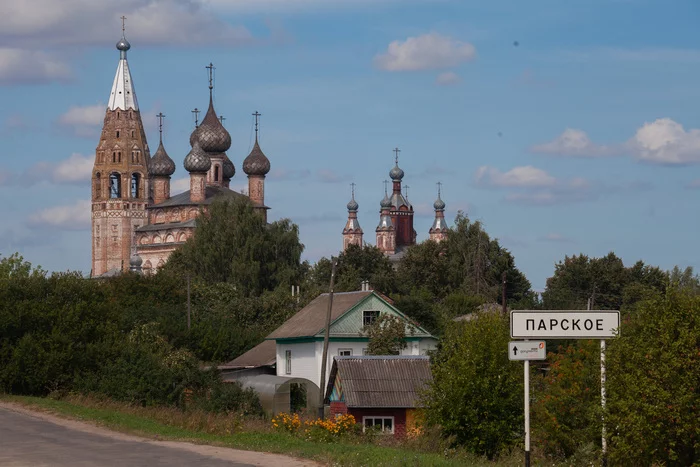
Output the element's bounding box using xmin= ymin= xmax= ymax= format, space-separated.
xmin=266 ymin=290 xmax=437 ymax=391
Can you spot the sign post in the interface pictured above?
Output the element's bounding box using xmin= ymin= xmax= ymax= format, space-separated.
xmin=510 ymin=310 xmax=619 ymax=467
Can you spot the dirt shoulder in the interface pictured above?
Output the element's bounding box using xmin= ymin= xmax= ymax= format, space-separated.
xmin=0 ymin=401 xmax=323 ymax=467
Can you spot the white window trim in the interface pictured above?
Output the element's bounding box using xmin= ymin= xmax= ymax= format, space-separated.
xmin=285 ymin=350 xmax=292 ymax=375
xmin=338 ymin=348 xmax=353 ymax=356
xmin=363 ymin=310 xmax=380 ymax=327
xmin=362 ymin=416 xmax=395 ymax=434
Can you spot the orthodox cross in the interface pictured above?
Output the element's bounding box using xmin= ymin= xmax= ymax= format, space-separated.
xmin=350 ymin=182 xmax=356 ymax=199
xmin=157 ymin=112 xmax=165 ymax=142
xmin=252 ymin=111 xmax=261 ymax=135
xmin=393 ymin=147 xmax=401 ymax=164
xmin=121 ymin=16 xmax=126 ymax=35
xmin=437 ymin=181 xmax=443 ymax=198
xmin=191 ymin=108 xmax=200 ymax=128
xmin=403 ymin=184 xmax=410 ymax=199
xmin=206 ymin=62 xmax=215 ymax=91
xmin=219 ymin=115 xmax=226 ymax=126
xmin=383 ymin=180 xmax=389 ymax=196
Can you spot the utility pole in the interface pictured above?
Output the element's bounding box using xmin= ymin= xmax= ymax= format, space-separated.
xmin=318 ymin=259 xmax=337 ymax=419
xmin=186 ymin=273 xmax=191 ymax=331
xmin=502 ymin=271 xmax=507 ymax=316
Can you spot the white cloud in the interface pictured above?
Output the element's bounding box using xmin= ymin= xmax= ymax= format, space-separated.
xmin=374 ymin=33 xmax=476 ymax=72
xmin=0 ymin=48 xmax=72 ymax=85
xmin=23 ymin=153 xmax=94 ymax=185
xmin=531 ymin=128 xmax=617 ymax=157
xmin=435 ymin=71 xmax=461 ymax=86
xmin=57 ymin=103 xmax=105 ymax=137
xmin=171 ymin=177 xmax=190 ymax=194
xmin=27 ymin=199 xmax=92 ymax=230
xmin=475 ymin=166 xmax=556 ymax=188
xmin=0 ymin=0 xmax=253 ymax=49
xmin=629 ymin=118 xmax=700 ymax=165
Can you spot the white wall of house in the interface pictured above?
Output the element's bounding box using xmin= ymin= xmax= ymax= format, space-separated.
xmin=276 ymin=337 xmax=437 ymax=391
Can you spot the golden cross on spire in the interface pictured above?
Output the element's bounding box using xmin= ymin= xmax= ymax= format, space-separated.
xmin=157 ymin=112 xmax=165 ymax=142
xmin=393 ymin=147 xmax=401 ymax=164
xmin=206 ymin=62 xmax=215 ymax=91
xmin=121 ymin=16 xmax=126 ymax=35
xmin=192 ymin=108 xmax=200 ymax=128
xmin=252 ymin=111 xmax=261 ymax=133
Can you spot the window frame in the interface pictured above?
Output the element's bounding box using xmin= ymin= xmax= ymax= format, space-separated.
xmin=363 ymin=310 xmax=380 ymax=327
xmin=285 ymin=350 xmax=292 ymax=375
xmin=338 ymin=348 xmax=352 ymax=357
xmin=362 ymin=416 xmax=394 ymax=434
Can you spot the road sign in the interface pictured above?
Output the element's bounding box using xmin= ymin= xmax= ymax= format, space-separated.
xmin=509 ymin=341 xmax=546 ymax=361
xmin=511 ymin=310 xmax=620 ymax=339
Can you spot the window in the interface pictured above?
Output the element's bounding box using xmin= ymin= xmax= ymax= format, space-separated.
xmin=285 ymin=350 xmax=292 ymax=375
xmin=116 ymin=130 xmax=120 ymax=138
xmin=338 ymin=349 xmax=352 ymax=357
xmin=94 ymin=173 xmax=102 ymax=199
xmin=109 ymin=173 xmax=121 ymax=198
xmin=112 ymin=152 xmax=116 ymax=163
xmin=214 ymin=165 xmax=220 ymax=182
xmin=131 ymin=173 xmax=140 ymax=198
xmin=363 ymin=417 xmax=394 ymax=434
xmin=363 ymin=310 xmax=380 ymax=327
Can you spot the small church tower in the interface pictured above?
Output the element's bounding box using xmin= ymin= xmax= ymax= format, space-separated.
xmin=149 ymin=113 xmax=176 ymax=205
xmin=342 ymin=183 xmax=363 ymax=251
xmin=387 ymin=148 xmax=416 ymax=248
xmin=242 ymin=111 xmax=271 ymax=222
xmin=376 ymin=182 xmax=396 ymax=255
xmin=91 ymin=20 xmax=150 ymax=277
xmin=429 ymin=182 xmax=448 ymax=243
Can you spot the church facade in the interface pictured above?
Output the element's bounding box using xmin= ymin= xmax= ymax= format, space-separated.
xmin=91 ymin=32 xmax=270 ymax=277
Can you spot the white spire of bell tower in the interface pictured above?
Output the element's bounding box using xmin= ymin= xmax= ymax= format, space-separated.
xmin=108 ymin=16 xmax=139 ymax=111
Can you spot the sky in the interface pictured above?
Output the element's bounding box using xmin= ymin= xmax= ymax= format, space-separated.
xmin=1 ymin=0 xmax=699 ymax=291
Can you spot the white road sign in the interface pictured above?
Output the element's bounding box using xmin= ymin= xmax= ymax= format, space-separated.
xmin=511 ymin=310 xmax=620 ymax=339
xmin=509 ymin=341 xmax=546 ymax=361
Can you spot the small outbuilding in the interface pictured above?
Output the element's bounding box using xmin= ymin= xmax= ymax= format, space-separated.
xmin=324 ymin=355 xmax=432 ymax=437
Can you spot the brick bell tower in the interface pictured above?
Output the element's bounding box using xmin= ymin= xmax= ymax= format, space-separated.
xmin=91 ymin=22 xmax=150 ymax=277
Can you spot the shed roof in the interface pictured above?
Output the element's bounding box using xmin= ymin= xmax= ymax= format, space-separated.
xmin=267 ymin=291 xmax=372 ymax=339
xmin=219 ymin=340 xmax=276 ymax=370
xmin=324 ymin=356 xmax=432 ymax=408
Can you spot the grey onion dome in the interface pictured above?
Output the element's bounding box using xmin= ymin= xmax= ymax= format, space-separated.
xmin=434 ymin=196 xmax=446 ymax=211
xmin=184 ymin=140 xmax=212 ymax=173
xmin=380 ymin=193 xmax=392 ymax=209
xmin=116 ymin=37 xmax=131 ymax=52
xmin=196 ymin=98 xmax=232 ymax=153
xmin=222 ymin=155 xmax=235 ymax=179
xmin=389 ymin=162 xmax=404 ymax=181
xmin=129 ymin=253 xmax=143 ymax=268
xmin=189 ymin=126 xmax=200 ymax=147
xmin=149 ymin=141 xmax=176 ymax=177
xmin=347 ymin=197 xmax=359 ymax=212
xmin=242 ymin=139 xmax=271 ymax=176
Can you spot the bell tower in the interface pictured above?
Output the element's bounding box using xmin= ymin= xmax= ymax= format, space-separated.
xmin=91 ymin=19 xmax=150 ymax=277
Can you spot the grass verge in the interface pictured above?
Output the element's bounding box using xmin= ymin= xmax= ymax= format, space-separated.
xmin=0 ymin=394 xmax=517 ymax=467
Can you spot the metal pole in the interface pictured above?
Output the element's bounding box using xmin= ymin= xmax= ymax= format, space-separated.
xmin=318 ymin=260 xmax=336 ymax=420
xmin=524 ymin=359 xmax=530 ymax=467
xmin=186 ymin=274 xmax=191 ymax=331
xmin=601 ymin=338 xmax=607 ymax=467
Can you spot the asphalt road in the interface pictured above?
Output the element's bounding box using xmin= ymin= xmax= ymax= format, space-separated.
xmin=0 ymin=405 xmax=265 ymax=467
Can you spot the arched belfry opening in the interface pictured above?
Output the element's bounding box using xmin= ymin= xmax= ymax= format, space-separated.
xmin=109 ymin=172 xmax=122 ymax=198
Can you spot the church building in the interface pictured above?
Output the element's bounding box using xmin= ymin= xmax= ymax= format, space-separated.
xmin=91 ymin=29 xmax=271 ymax=277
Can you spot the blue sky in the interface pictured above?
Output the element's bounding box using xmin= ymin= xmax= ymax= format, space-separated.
xmin=1 ymin=0 xmax=699 ymax=291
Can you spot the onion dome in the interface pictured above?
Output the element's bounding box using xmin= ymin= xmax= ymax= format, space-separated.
xmin=243 ymin=139 xmax=271 ymax=176
xmin=196 ymin=98 xmax=231 ymax=153
xmin=222 ymin=155 xmax=235 ymax=179
xmin=347 ymin=197 xmax=359 ymax=212
xmin=116 ymin=37 xmax=131 ymax=52
xmin=380 ymin=193 xmax=392 ymax=209
xmin=149 ymin=141 xmax=176 ymax=177
xmin=189 ymin=126 xmax=200 ymax=147
xmin=184 ymin=140 xmax=211 ymax=173
xmin=129 ymin=253 xmax=143 ymax=268
xmin=389 ymin=161 xmax=404 ymax=181
xmin=434 ymin=195 xmax=446 ymax=211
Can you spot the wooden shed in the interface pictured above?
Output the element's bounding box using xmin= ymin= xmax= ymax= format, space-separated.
xmin=324 ymin=356 xmax=432 ymax=437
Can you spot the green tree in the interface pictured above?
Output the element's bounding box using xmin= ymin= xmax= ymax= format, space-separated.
xmin=365 ymin=314 xmax=408 ymax=355
xmin=165 ymin=198 xmax=304 ymax=296
xmin=0 ymin=253 xmax=45 ymax=279
xmin=424 ymin=311 xmax=523 ymax=459
xmin=606 ymin=290 xmax=700 ymax=466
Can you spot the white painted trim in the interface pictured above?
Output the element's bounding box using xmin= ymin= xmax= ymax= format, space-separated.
xmin=362 ymin=416 xmax=395 ymax=434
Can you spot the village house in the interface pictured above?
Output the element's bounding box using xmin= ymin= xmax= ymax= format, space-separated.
xmin=325 ymin=355 xmax=432 ymax=437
